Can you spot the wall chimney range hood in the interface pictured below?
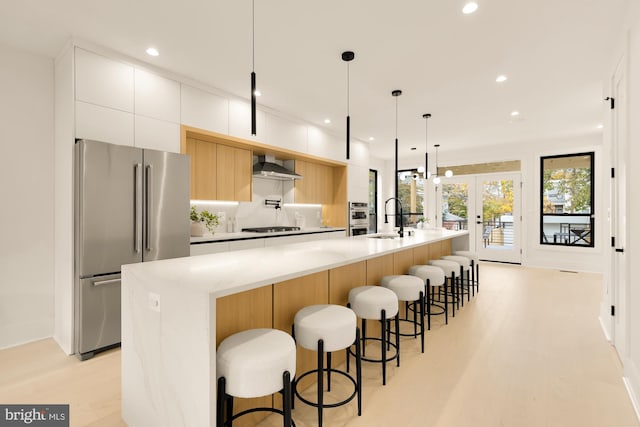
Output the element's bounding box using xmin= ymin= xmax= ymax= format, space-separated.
xmin=253 ymin=155 xmax=302 ymax=180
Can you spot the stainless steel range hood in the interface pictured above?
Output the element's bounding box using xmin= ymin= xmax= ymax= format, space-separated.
xmin=253 ymin=155 xmax=302 ymax=180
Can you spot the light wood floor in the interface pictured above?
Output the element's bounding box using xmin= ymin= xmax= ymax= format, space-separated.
xmin=1 ymin=264 xmax=638 ymax=427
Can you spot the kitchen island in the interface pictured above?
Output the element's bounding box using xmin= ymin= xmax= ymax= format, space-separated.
xmin=121 ymin=228 xmax=468 ymax=427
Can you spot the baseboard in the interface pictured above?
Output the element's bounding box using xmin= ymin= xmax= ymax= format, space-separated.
xmin=624 ymin=361 xmax=640 ymax=423
xmin=598 ymin=315 xmax=612 ymax=342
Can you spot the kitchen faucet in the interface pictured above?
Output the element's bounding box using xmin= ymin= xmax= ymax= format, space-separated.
xmin=384 ymin=197 xmax=404 ymax=237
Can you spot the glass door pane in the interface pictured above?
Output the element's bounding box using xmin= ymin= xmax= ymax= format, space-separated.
xmin=476 ymin=173 xmax=521 ymax=263
xmin=441 ymin=182 xmax=469 ymax=231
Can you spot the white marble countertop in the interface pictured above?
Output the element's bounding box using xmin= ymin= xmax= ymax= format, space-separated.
xmin=124 ymin=228 xmax=468 ymax=298
xmin=190 ymin=226 xmax=346 ymax=244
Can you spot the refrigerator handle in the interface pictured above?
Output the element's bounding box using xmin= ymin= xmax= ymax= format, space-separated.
xmin=134 ymin=163 xmax=142 ymax=253
xmin=145 ymin=164 xmax=153 ymax=251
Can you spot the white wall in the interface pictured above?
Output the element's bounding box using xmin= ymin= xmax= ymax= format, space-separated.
xmin=0 ymin=43 xmax=55 ymax=349
xmin=619 ymin=3 xmax=640 ymax=419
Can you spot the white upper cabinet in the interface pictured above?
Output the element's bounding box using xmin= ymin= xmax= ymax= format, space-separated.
xmin=134 ymin=115 xmax=180 ymax=153
xmin=308 ymin=127 xmax=343 ymax=162
xmin=75 ymin=48 xmax=134 ymax=112
xmin=134 ymin=69 xmax=180 ymax=123
xmin=266 ymin=114 xmax=308 ymax=153
xmin=75 ymin=101 xmax=134 ymax=147
xmin=181 ymin=85 xmax=229 ymax=134
xmin=228 ymin=100 xmax=267 ymax=143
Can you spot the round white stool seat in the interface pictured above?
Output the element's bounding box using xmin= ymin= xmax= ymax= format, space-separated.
xmin=454 ymin=250 xmax=479 ymax=263
xmin=408 ymin=265 xmax=446 ymax=287
xmin=381 ymin=275 xmax=424 ymax=301
xmin=349 ymin=286 xmax=399 ymax=319
xmin=441 ymin=255 xmax=471 ymax=271
xmin=429 ymin=259 xmax=460 ymax=277
xmin=217 ymin=328 xmax=296 ymax=398
xmin=294 ymin=304 xmax=357 ymax=352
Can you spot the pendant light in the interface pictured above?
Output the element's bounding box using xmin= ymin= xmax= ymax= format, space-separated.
xmin=421 ymin=113 xmax=431 ymax=179
xmin=250 ymin=0 xmax=257 ymax=136
xmin=392 ymin=89 xmax=402 ymax=227
xmin=342 ymin=51 xmax=355 ymax=160
xmin=432 ymin=144 xmax=454 ymax=185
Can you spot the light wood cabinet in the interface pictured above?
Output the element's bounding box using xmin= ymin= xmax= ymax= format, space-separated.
xmin=294 ymin=160 xmax=334 ymax=204
xmin=216 ymin=144 xmax=252 ymax=201
xmin=184 ymin=138 xmax=251 ymax=201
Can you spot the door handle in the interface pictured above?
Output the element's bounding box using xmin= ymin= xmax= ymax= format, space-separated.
xmin=616 ymin=248 xmax=624 ymax=253
xmin=134 ymin=163 xmax=142 ymax=253
xmin=476 ymin=221 xmax=482 ymax=225
xmin=93 ymin=278 xmax=121 ymax=287
xmin=145 ymin=165 xmax=153 ymax=252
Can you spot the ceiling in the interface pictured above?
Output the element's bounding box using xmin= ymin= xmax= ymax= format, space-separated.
xmin=0 ymin=0 xmax=628 ymax=161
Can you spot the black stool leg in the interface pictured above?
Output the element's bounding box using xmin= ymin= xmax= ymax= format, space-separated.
xmin=317 ymin=339 xmax=324 ymax=427
xmin=444 ymin=282 xmax=449 ymax=325
xmin=327 ymin=352 xmax=332 ymax=392
xmin=470 ymin=260 xmax=476 ymax=296
xmin=419 ymin=290 xmax=425 ymax=353
xmin=355 ymin=327 xmax=362 ymax=416
xmin=395 ymin=313 xmax=400 ymax=367
xmin=381 ymin=309 xmax=387 ymax=385
xmin=282 ymin=371 xmax=292 ymax=427
xmin=217 ymin=377 xmax=226 ymax=427
xmin=426 ymin=281 xmax=431 ymax=331
xmin=362 ymin=318 xmax=367 ymax=357
xmin=226 ymin=395 xmax=233 ymax=427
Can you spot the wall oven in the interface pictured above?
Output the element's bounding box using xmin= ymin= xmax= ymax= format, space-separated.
xmin=349 ymin=202 xmax=369 ymax=236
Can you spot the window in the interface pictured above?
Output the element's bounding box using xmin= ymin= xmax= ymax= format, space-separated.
xmin=397 ymin=169 xmax=424 ymax=226
xmin=540 ymin=152 xmax=594 ymax=247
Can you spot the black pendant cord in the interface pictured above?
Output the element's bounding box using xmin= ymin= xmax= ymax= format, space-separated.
xmin=346 ymin=60 xmax=350 ymax=159
xmin=342 ymin=51 xmax=355 ymax=160
xmin=392 ymin=89 xmax=402 ymax=228
xmin=423 ymin=113 xmax=431 ymax=178
xmin=250 ymin=0 xmax=257 ymax=136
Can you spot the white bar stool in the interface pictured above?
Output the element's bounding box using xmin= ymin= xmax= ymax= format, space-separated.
xmin=381 ymin=275 xmax=426 ymax=353
xmin=429 ymin=259 xmax=461 ymax=317
xmin=293 ymin=304 xmax=362 ymax=427
xmin=216 ymin=328 xmax=296 ymax=427
xmin=442 ymin=255 xmax=472 ymax=304
xmin=408 ymin=264 xmax=448 ymax=328
xmin=348 ymin=286 xmax=400 ymax=385
xmin=454 ymin=250 xmax=480 ymax=294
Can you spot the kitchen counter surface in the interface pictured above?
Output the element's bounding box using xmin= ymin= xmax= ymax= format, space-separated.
xmin=126 ymin=228 xmax=467 ymax=298
xmin=190 ymin=226 xmax=346 ymax=244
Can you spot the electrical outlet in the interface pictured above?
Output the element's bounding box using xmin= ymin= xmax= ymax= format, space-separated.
xmin=217 ymin=212 xmax=226 ymax=224
xmin=148 ymin=292 xmax=161 ymax=312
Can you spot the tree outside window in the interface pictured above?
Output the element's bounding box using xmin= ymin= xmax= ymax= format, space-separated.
xmin=540 ymin=152 xmax=594 ymax=247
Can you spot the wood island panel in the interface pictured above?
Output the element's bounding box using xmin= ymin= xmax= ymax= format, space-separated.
xmin=274 ymin=271 xmax=329 ymax=391
xmin=329 ymin=262 xmax=367 ymax=306
xmin=393 ymin=248 xmax=415 ymax=275
xmin=216 ymin=284 xmax=273 ymax=427
xmin=366 ymin=255 xmax=394 ymax=286
xmin=413 ymin=243 xmax=431 ymax=265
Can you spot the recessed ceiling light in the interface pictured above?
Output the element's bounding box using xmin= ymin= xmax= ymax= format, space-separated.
xmin=462 ymin=2 xmax=479 ymax=14
xmin=597 ymin=124 xmax=604 ymax=129
xmin=369 ymin=137 xmax=375 ymax=141
xmin=254 ymin=90 xmax=262 ymax=97
xmin=323 ymin=118 xmax=331 ymax=124
xmin=145 ymin=47 xmax=159 ymax=57
xmin=496 ymin=75 xmax=508 ymax=83
xmin=510 ymin=110 xmax=520 ymax=117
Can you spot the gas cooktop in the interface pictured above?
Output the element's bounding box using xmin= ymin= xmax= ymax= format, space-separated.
xmin=241 ymin=226 xmax=301 ymax=233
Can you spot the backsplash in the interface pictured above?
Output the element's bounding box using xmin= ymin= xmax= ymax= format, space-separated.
xmin=190 ymin=177 xmax=322 ymax=234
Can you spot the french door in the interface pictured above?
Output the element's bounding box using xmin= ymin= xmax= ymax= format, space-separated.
xmin=437 ymin=173 xmax=522 ymax=264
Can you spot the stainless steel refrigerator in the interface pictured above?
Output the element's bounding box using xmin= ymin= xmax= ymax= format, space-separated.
xmin=74 ymin=139 xmax=190 ymax=360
